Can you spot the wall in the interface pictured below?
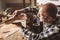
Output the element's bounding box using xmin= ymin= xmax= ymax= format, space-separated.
xmin=37 ymin=0 xmax=60 ymax=5
xmin=4 ymin=0 xmax=31 ymax=9
xmin=5 ymin=0 xmax=30 ymax=3
xmin=5 ymin=0 xmax=23 ymax=3
xmin=0 ymin=0 xmax=2 ymax=11
xmin=0 ymin=0 xmax=4 ymax=11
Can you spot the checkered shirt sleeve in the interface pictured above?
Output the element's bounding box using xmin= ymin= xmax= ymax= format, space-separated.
xmin=21 ymin=25 xmax=59 ymax=40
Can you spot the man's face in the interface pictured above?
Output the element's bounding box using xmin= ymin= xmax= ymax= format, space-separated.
xmin=38 ymin=7 xmax=46 ymax=22
xmin=38 ymin=7 xmax=53 ymax=23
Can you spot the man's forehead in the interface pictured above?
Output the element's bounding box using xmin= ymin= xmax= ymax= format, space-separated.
xmin=39 ymin=7 xmax=45 ymax=14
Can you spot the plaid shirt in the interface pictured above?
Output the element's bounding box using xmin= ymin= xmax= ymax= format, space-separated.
xmin=21 ymin=24 xmax=59 ymax=40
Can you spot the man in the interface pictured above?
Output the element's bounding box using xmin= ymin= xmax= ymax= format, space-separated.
xmin=37 ymin=3 xmax=60 ymax=40
xmin=22 ymin=3 xmax=60 ymax=40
